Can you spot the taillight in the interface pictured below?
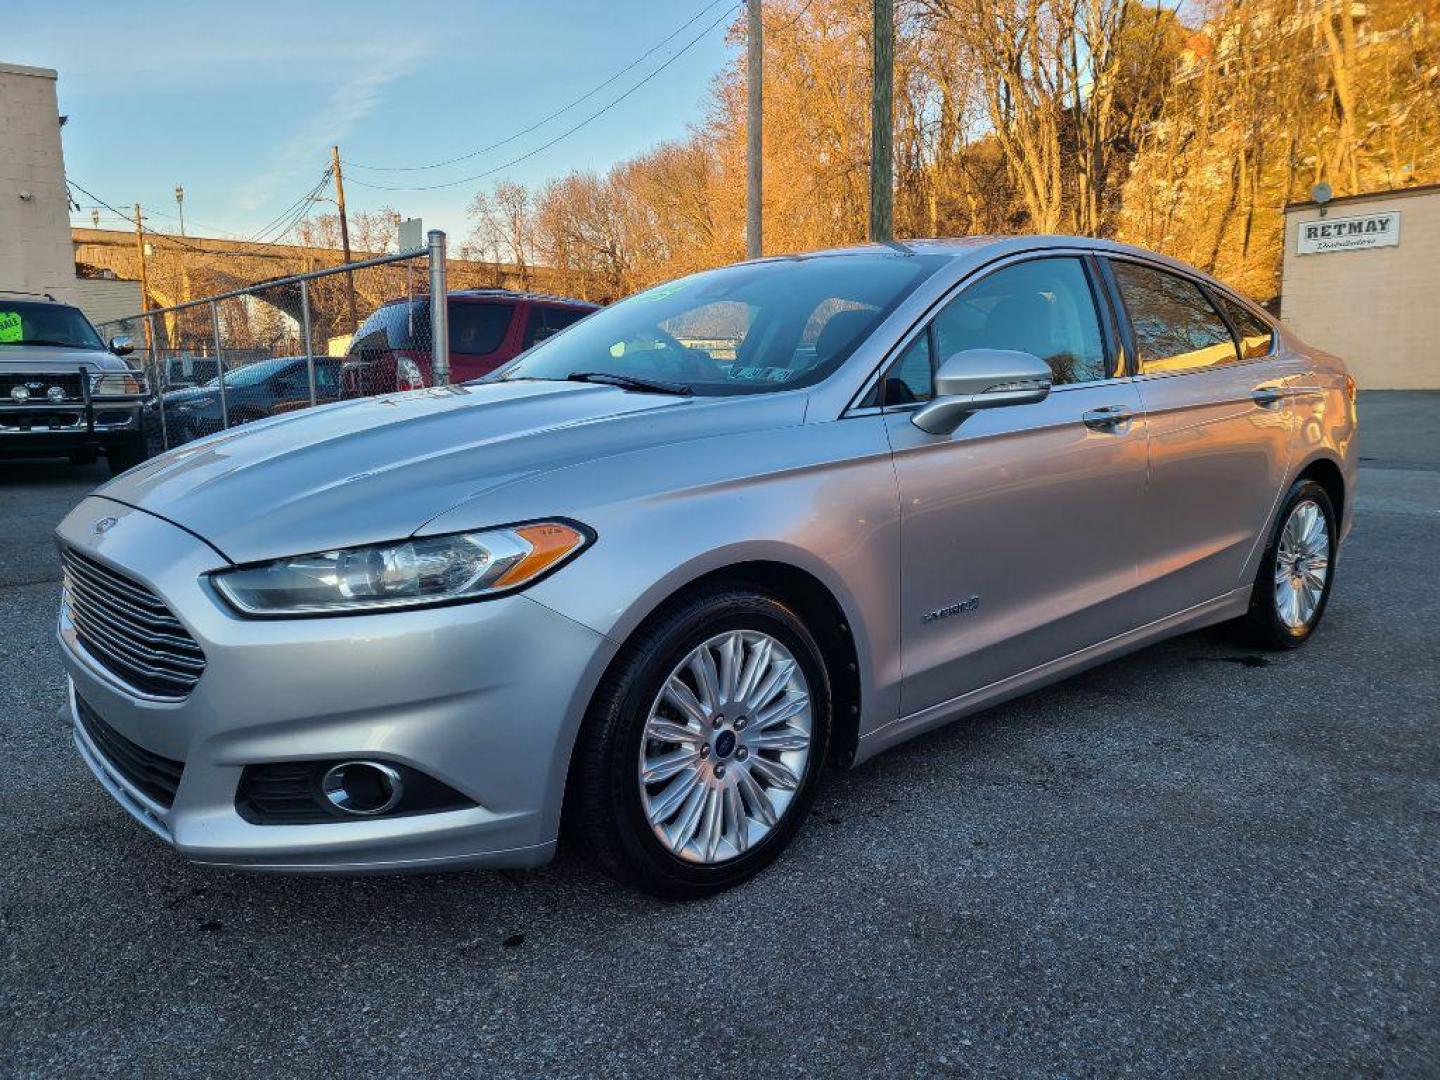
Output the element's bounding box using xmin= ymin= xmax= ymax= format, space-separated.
xmin=1344 ymin=374 xmax=1358 ymax=402
xmin=396 ymin=356 xmax=426 ymax=391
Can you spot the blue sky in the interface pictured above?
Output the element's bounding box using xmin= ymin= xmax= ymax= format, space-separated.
xmin=11 ymin=0 xmax=738 ymax=243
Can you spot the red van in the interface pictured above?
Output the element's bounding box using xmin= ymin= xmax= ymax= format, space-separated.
xmin=339 ymin=290 xmax=598 ymax=397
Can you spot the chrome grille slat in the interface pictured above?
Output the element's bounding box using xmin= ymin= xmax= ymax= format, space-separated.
xmin=62 ymin=548 xmax=206 ymax=699
xmin=62 ymin=570 xmax=196 ymax=645
xmin=67 ymin=604 xmax=206 ymax=675
xmin=63 ymin=554 xmax=176 ymax=617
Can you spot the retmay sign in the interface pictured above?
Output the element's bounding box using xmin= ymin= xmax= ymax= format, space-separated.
xmin=1297 ymin=211 xmax=1401 ymax=254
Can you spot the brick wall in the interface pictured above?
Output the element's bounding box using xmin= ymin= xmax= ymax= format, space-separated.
xmin=1282 ymin=187 xmax=1440 ymax=390
xmin=0 ymin=61 xmax=75 ymax=303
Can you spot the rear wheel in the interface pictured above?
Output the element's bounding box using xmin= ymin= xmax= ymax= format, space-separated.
xmin=570 ymin=586 xmax=832 ymax=898
xmin=105 ymin=434 xmax=149 ymax=476
xmin=1236 ymin=479 xmax=1337 ymax=649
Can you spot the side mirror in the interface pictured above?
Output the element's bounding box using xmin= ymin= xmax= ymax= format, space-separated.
xmin=110 ymin=335 xmax=134 ymax=356
xmin=911 ymin=348 xmax=1052 ymax=435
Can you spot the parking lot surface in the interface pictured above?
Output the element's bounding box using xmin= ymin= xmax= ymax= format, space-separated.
xmin=2 ymin=394 xmax=1437 ymax=1077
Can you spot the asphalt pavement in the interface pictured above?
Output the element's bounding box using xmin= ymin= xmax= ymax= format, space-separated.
xmin=2 ymin=394 xmax=1437 ymax=1077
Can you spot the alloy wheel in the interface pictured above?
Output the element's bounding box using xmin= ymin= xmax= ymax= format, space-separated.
xmin=1273 ymin=498 xmax=1331 ymax=629
xmin=638 ymin=630 xmax=813 ymax=864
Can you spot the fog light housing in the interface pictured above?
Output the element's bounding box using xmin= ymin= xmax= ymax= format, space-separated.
xmin=321 ymin=761 xmax=404 ymax=816
xmin=235 ymin=759 xmax=475 ymax=824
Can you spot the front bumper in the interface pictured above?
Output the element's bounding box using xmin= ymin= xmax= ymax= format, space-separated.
xmin=56 ymin=496 xmax=617 ymax=873
xmin=1 ymin=398 xmax=143 ymax=452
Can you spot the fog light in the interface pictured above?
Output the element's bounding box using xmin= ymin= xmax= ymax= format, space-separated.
xmin=10 ymin=386 xmax=28 ymax=402
xmin=48 ymin=386 xmax=66 ymax=402
xmin=320 ymin=761 xmax=404 ymax=816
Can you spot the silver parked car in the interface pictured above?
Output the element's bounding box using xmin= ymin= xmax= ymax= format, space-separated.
xmin=56 ymin=237 xmax=1357 ymax=897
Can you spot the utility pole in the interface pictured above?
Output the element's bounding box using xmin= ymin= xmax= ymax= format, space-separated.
xmin=132 ymin=203 xmax=154 ymax=352
xmin=331 ymin=145 xmax=359 ymax=332
xmin=869 ymin=0 xmax=895 ymax=243
xmin=174 ymin=184 xmax=186 ymax=236
xmin=746 ymin=0 xmax=763 ymax=259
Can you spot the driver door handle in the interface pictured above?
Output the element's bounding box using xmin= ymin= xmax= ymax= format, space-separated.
xmin=1252 ymin=384 xmax=1286 ymax=408
xmin=1082 ymin=405 xmax=1134 ymax=432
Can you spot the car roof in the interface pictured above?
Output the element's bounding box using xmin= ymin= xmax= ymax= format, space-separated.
xmin=377 ymin=289 xmax=598 ymax=311
xmin=746 ymin=235 xmax=1235 ymax=291
xmin=0 ymin=290 xmax=71 ymax=306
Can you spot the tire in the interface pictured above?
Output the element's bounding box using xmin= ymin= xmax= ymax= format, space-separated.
xmin=105 ymin=434 xmax=149 ymax=477
xmin=570 ymin=585 xmax=832 ymax=898
xmin=67 ymin=448 xmax=99 ymax=466
xmin=1235 ymin=479 xmax=1337 ymax=649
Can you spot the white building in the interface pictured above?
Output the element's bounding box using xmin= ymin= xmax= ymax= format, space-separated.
xmin=1282 ymin=185 xmax=1440 ymax=390
xmin=0 ymin=61 xmax=75 ymax=304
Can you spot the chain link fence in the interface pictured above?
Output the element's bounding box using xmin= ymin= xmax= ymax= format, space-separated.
xmin=98 ymin=232 xmax=449 ymax=453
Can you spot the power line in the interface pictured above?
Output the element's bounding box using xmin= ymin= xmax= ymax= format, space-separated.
xmin=346 ymin=3 xmax=740 ymax=193
xmin=343 ymin=0 xmax=734 ymax=173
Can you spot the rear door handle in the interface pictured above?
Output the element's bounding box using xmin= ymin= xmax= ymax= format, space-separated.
xmin=1082 ymin=405 xmax=1134 ymax=432
xmin=1252 ymin=384 xmax=1286 ymax=408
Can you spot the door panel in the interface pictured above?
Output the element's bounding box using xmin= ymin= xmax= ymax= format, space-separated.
xmin=886 ymin=381 xmax=1148 ymax=718
xmin=1104 ymin=258 xmax=1301 ymax=617
xmin=1130 ymin=362 xmax=1301 ymax=617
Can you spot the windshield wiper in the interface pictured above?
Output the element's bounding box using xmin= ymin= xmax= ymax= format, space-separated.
xmin=4 ymin=338 xmax=79 ymax=348
xmin=565 ymin=371 xmax=692 ymax=397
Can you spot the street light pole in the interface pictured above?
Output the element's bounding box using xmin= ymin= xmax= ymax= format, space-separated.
xmin=174 ymin=184 xmax=186 ymax=237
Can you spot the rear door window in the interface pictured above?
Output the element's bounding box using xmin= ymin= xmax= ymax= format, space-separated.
xmin=1111 ymin=261 xmax=1240 ymax=374
xmin=1216 ymin=294 xmax=1275 ymax=359
xmin=450 ymin=303 xmax=514 ymax=355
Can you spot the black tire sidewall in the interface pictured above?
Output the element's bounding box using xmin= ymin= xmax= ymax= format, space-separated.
xmin=1252 ymin=479 xmax=1337 ymax=647
xmin=599 ymin=590 xmax=832 ymax=896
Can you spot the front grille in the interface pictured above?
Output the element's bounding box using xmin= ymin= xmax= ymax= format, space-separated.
xmin=75 ymin=694 xmax=184 ymax=808
xmin=0 ymin=372 xmax=84 ymax=402
xmin=62 ymin=548 xmax=207 ymax=699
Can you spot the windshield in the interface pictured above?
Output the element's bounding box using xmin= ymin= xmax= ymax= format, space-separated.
xmin=201 ymin=359 xmax=294 ymax=389
xmin=0 ymin=300 xmax=106 ymax=351
xmin=497 ymin=253 xmax=946 ymax=396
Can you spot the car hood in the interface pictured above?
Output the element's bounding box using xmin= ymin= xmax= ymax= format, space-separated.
xmin=158 ymin=384 xmax=219 ymax=402
xmin=96 ymin=380 xmax=805 ymax=564
xmin=0 ymin=345 xmax=130 ymax=372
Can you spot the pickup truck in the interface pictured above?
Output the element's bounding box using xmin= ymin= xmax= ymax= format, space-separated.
xmin=0 ymin=292 xmax=150 ymax=475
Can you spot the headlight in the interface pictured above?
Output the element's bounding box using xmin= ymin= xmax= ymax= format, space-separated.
xmin=91 ymin=372 xmax=146 ymax=397
xmin=177 ymin=396 xmax=216 ymax=411
xmin=210 ymin=521 xmax=591 ymax=616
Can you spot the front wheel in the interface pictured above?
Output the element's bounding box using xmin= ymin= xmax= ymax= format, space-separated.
xmin=1236 ymin=479 xmax=1337 ymax=649
xmin=570 ymin=586 xmax=832 ymax=898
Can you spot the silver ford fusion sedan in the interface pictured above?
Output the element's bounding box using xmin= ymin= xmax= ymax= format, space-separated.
xmin=56 ymin=236 xmax=1357 ymax=897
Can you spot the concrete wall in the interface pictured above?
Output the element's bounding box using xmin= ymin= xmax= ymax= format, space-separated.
xmin=1282 ymin=186 xmax=1440 ymax=390
xmin=0 ymin=62 xmax=75 ymax=303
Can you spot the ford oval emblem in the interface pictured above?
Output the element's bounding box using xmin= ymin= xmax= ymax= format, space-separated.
xmin=93 ymin=516 xmax=118 ymax=534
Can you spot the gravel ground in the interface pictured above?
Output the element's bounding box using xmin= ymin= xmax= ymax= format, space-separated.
xmin=1 ymin=394 xmax=1437 ymax=1078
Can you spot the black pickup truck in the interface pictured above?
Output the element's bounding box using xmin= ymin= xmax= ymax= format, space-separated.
xmin=0 ymin=292 xmax=150 ymax=475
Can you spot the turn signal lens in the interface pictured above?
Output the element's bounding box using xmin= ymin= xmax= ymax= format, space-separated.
xmin=211 ymin=520 xmax=592 ymax=617
xmin=494 ymin=523 xmax=588 ymax=588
